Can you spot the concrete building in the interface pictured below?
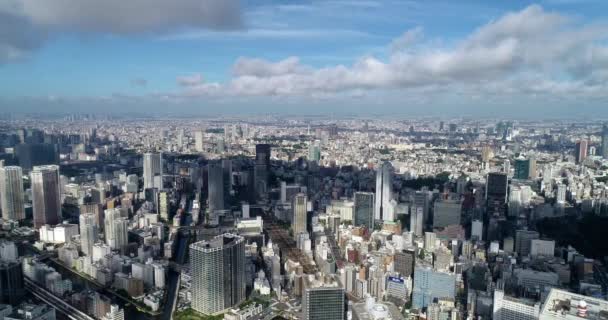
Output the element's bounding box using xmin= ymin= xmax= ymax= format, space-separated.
xmin=433 ymin=199 xmax=461 ymax=228
xmin=374 ymin=162 xmax=393 ymax=222
xmin=190 ymin=234 xmax=245 ymax=315
xmin=0 ymin=166 xmax=25 ymax=221
xmin=354 ymin=192 xmax=374 ymax=230
xmin=293 ymin=193 xmax=308 ymax=237
xmin=412 ymin=265 xmax=456 ymax=309
xmin=493 ymin=290 xmax=540 ymax=320
xmin=302 ymin=274 xmax=344 ymax=320
xmin=31 ymin=165 xmax=61 ymax=229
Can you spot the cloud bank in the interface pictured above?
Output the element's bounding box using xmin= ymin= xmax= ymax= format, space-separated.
xmin=176 ymin=5 xmax=608 ymax=100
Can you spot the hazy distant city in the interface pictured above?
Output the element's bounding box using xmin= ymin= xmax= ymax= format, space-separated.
xmin=3 ymin=0 xmax=608 ymax=320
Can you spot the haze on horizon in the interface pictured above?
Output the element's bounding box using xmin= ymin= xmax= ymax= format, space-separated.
xmin=1 ymin=0 xmax=608 ymax=117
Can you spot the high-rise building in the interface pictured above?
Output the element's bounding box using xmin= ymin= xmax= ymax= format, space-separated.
xmin=412 ymin=266 xmax=456 ymax=309
xmin=575 ymin=140 xmax=588 ymax=164
xmin=31 ymin=165 xmax=61 ymax=229
xmin=15 ymin=143 xmax=58 ymax=171
xmin=486 ymin=172 xmax=508 ymax=218
xmin=514 ymin=158 xmax=536 ymax=180
xmin=143 ymin=153 xmax=162 ymax=190
xmin=101 ymin=305 xmax=125 ymax=320
xmin=493 ymin=290 xmax=540 ymax=320
xmin=394 ymin=249 xmax=415 ymax=278
xmin=195 ymin=130 xmax=204 ymax=152
xmin=410 ymin=205 xmax=424 ymax=237
xmin=79 ymin=213 xmax=98 ymax=256
xmin=104 ymin=208 xmax=128 ymax=252
xmin=308 ymin=141 xmax=321 ymax=163
xmin=354 ymin=192 xmax=374 ymax=230
xmin=0 ymin=166 xmax=25 ymax=221
xmin=0 ymin=260 xmax=25 ymax=305
xmin=515 ymin=230 xmax=539 ymax=257
xmin=254 ymin=144 xmax=271 ymax=200
xmin=302 ymin=275 xmax=344 ymax=320
xmin=207 ymin=162 xmax=225 ymax=216
xmin=190 ymin=234 xmax=245 ymax=315
xmin=374 ymin=162 xmax=392 ymax=221
xmin=432 ymin=199 xmax=461 ymax=228
xmin=293 ymin=193 xmax=308 ymax=237
xmin=602 ymin=124 xmax=608 ymax=159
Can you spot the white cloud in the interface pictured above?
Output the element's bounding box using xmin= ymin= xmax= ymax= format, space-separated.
xmin=176 ymin=5 xmax=608 ymax=101
xmin=177 ymin=74 xmax=205 ymax=87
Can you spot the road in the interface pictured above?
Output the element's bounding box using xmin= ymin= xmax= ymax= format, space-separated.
xmin=24 ymin=277 xmax=95 ymax=320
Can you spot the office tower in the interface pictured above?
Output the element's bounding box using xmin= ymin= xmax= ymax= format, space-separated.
xmin=158 ymin=191 xmax=169 ymax=221
xmin=410 ymin=205 xmax=424 ymax=237
xmin=308 ymin=141 xmax=321 ymax=162
xmin=412 ymin=266 xmax=456 ymax=309
xmin=354 ymin=192 xmax=374 ymax=230
xmin=101 ymin=305 xmax=125 ymax=320
xmin=222 ymin=159 xmax=233 ymax=195
xmin=602 ymin=124 xmax=608 ymax=159
xmin=104 ymin=208 xmax=128 ymax=252
xmin=143 ymin=153 xmax=162 ymax=190
xmin=0 ymin=166 xmax=25 ymax=221
xmin=302 ymin=275 xmax=344 ymax=320
xmin=471 ymin=220 xmax=483 ymax=240
xmin=293 ymin=193 xmax=308 ymax=237
xmin=190 ymin=234 xmax=245 ymax=315
xmin=0 ymin=260 xmax=25 ymax=305
xmin=254 ymin=144 xmax=271 ymax=200
xmin=514 ymin=158 xmax=533 ymax=180
xmin=195 ymin=130 xmax=204 ymax=152
xmin=424 ymin=232 xmax=437 ymax=252
xmin=485 ymin=172 xmax=508 ymax=218
xmin=515 ymin=230 xmax=539 ymax=257
xmin=433 ymin=199 xmax=461 ymax=228
xmin=493 ymin=290 xmax=540 ymax=320
xmin=394 ymin=249 xmax=415 ymax=278
xmin=79 ymin=213 xmax=98 ymax=256
xmin=575 ymin=140 xmax=588 ymax=164
xmin=208 ymin=162 xmax=225 ymax=216
xmin=81 ymin=203 xmax=103 ymax=227
xmin=31 ymin=165 xmax=61 ymax=229
xmin=15 ymin=143 xmax=59 ymax=171
xmin=374 ymin=162 xmax=392 ymax=221
xmin=530 ymin=239 xmax=555 ymax=257
xmin=556 ymin=183 xmax=567 ymax=204
xmin=176 ymin=128 xmax=184 ymax=149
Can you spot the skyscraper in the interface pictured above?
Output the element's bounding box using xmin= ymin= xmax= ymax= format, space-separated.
xmin=195 ymin=130 xmax=204 ymax=152
xmin=207 ymin=162 xmax=225 ymax=221
xmin=486 ymin=172 xmax=508 ymax=218
xmin=254 ymin=144 xmax=271 ymax=200
xmin=374 ymin=162 xmax=392 ymax=221
xmin=31 ymin=165 xmax=61 ymax=229
xmin=190 ymin=234 xmax=245 ymax=315
xmin=143 ymin=152 xmax=162 ymax=190
xmin=575 ymin=140 xmax=588 ymax=164
xmin=15 ymin=143 xmax=59 ymax=171
xmin=412 ymin=265 xmax=456 ymax=309
xmin=104 ymin=208 xmax=128 ymax=252
xmin=354 ymin=192 xmax=374 ymax=230
xmin=293 ymin=193 xmax=308 ymax=237
xmin=302 ymin=275 xmax=345 ymax=320
xmin=602 ymin=124 xmax=608 ymax=159
xmin=79 ymin=213 xmax=98 ymax=256
xmin=0 ymin=166 xmax=25 ymax=221
xmin=0 ymin=260 xmax=25 ymax=305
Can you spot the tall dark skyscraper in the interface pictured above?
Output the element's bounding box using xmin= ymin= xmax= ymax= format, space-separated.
xmin=601 ymin=124 xmax=608 ymax=159
xmin=575 ymin=140 xmax=588 ymax=164
xmin=0 ymin=260 xmax=25 ymax=305
xmin=354 ymin=192 xmax=374 ymax=230
xmin=31 ymin=165 xmax=61 ymax=228
xmin=394 ymin=249 xmax=416 ymax=278
xmin=254 ymin=144 xmax=271 ymax=200
xmin=16 ymin=143 xmax=59 ymax=171
xmin=207 ymin=161 xmax=225 ymax=224
xmin=374 ymin=161 xmax=393 ymax=221
xmin=485 ymin=172 xmax=508 ymax=218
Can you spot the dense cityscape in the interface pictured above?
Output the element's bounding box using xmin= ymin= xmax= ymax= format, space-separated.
xmin=0 ymin=116 xmax=606 ymax=319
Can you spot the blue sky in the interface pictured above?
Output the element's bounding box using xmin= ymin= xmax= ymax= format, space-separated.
xmin=1 ymin=0 xmax=608 ymax=116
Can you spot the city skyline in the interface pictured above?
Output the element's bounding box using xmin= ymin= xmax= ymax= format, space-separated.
xmin=2 ymin=1 xmax=608 ymax=116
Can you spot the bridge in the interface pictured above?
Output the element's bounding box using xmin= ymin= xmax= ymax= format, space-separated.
xmin=24 ymin=277 xmax=95 ymax=320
